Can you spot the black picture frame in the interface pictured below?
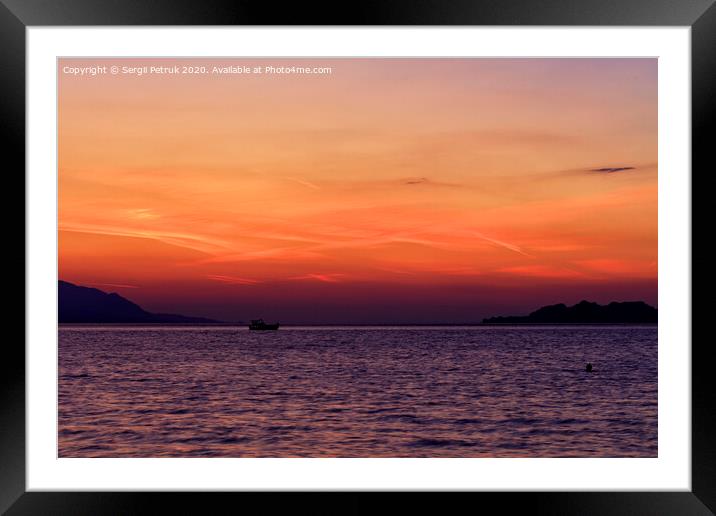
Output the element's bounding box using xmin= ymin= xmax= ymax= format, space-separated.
xmin=2 ymin=1 xmax=713 ymax=514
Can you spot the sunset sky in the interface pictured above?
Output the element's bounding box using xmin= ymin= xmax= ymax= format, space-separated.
xmin=58 ymin=58 xmax=657 ymax=324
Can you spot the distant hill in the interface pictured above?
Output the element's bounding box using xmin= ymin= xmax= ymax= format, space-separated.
xmin=58 ymin=281 xmax=220 ymax=323
xmin=482 ymin=300 xmax=657 ymax=324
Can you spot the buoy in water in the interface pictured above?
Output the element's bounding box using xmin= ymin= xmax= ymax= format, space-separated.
xmin=585 ymin=363 xmax=593 ymax=372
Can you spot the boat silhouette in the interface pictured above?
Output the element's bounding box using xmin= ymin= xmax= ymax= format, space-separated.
xmin=249 ymin=318 xmax=280 ymax=330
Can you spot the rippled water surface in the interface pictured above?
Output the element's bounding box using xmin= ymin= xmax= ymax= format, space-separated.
xmin=59 ymin=326 xmax=657 ymax=457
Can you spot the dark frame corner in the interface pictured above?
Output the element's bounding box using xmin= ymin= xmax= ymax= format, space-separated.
xmin=3 ymin=0 xmax=713 ymax=514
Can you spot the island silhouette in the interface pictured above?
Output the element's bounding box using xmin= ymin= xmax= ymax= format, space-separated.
xmin=482 ymin=300 xmax=657 ymax=324
xmin=58 ymin=280 xmax=220 ymax=324
xmin=59 ymin=281 xmax=657 ymax=325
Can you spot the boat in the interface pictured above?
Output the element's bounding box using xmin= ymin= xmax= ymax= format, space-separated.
xmin=249 ymin=318 xmax=280 ymax=330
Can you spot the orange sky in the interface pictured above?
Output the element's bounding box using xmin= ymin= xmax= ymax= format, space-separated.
xmin=58 ymin=58 xmax=657 ymax=323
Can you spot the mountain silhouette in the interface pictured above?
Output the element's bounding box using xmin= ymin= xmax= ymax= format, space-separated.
xmin=482 ymin=300 xmax=657 ymax=324
xmin=58 ymin=280 xmax=220 ymax=323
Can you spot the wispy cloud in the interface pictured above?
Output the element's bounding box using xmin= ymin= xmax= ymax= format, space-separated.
xmin=290 ymin=273 xmax=345 ymax=283
xmin=286 ymin=177 xmax=321 ymax=189
xmin=589 ymin=166 xmax=636 ymax=173
xmin=199 ymin=247 xmax=323 ymax=264
xmin=473 ymin=232 xmax=531 ymax=257
xmin=87 ymin=282 xmax=140 ymax=289
xmin=575 ymin=258 xmax=655 ymax=277
xmin=496 ymin=264 xmax=584 ymax=279
xmin=403 ymin=177 xmax=429 ymax=185
xmin=400 ymin=177 xmax=461 ymax=187
xmin=59 ymin=223 xmax=229 ymax=255
xmin=127 ymin=208 xmax=160 ymax=220
xmin=206 ymin=274 xmax=260 ymax=285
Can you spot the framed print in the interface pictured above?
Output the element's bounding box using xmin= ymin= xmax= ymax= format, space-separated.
xmin=3 ymin=0 xmax=714 ymax=514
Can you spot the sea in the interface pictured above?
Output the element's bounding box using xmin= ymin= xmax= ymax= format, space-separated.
xmin=58 ymin=326 xmax=657 ymax=458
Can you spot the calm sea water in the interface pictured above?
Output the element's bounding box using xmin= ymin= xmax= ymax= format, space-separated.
xmin=59 ymin=326 xmax=657 ymax=457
